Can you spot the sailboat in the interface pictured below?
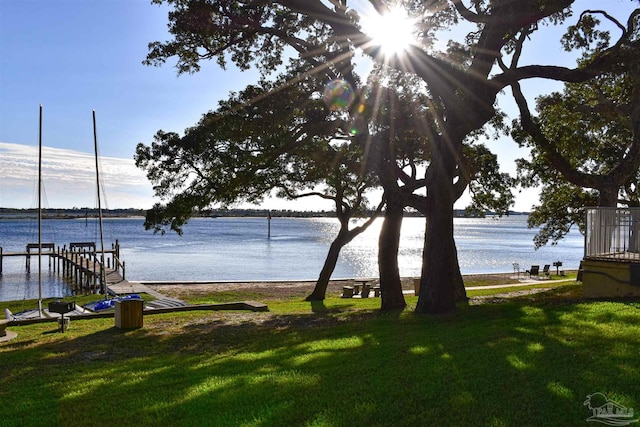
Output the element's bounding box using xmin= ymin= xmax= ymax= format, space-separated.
xmin=4 ymin=106 xmax=96 ymax=321
xmin=4 ymin=106 xmax=51 ymax=320
xmin=88 ymin=109 xmax=112 ymax=307
xmin=36 ymin=104 xmax=45 ymax=317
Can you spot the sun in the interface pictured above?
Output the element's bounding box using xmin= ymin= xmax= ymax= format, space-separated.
xmin=360 ymin=7 xmax=417 ymax=55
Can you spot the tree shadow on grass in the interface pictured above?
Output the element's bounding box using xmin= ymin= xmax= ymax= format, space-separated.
xmin=309 ymin=299 xmax=326 ymax=313
xmin=2 ymin=298 xmax=640 ymax=426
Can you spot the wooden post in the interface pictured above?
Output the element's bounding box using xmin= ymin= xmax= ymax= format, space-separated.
xmin=0 ymin=247 xmax=2 ymax=275
xmin=80 ymin=254 xmax=85 ymax=287
xmin=268 ymin=210 xmax=271 ymax=238
xmin=93 ymin=255 xmax=97 ymax=287
xmin=80 ymin=250 xmax=84 ymax=287
xmin=73 ymin=252 xmax=78 ymax=285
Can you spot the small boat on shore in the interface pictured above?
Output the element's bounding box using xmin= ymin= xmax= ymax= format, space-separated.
xmin=6 ymin=107 xmax=113 ymax=320
xmin=4 ymin=294 xmax=142 ymax=321
xmin=84 ymin=294 xmax=143 ymax=312
xmin=4 ymin=304 xmax=92 ymax=321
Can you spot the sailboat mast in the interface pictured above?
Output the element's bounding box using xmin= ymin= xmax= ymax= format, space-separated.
xmin=92 ymin=110 xmax=107 ymax=296
xmin=37 ymin=104 xmax=43 ymax=316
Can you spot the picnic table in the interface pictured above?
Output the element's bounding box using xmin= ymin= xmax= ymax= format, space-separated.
xmin=342 ymin=279 xmax=380 ymax=298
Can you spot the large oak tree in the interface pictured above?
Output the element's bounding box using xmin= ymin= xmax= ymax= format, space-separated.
xmin=135 ymin=70 xmax=384 ymax=300
xmin=144 ymin=0 xmax=637 ymax=313
xmin=511 ymin=8 xmax=640 ymax=246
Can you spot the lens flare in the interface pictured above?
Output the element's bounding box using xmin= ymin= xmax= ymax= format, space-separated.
xmin=323 ymin=79 xmax=355 ymax=111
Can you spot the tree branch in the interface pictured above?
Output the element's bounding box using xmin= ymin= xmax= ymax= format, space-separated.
xmin=450 ymin=0 xmax=486 ymax=23
xmin=510 ymin=80 xmax=601 ymax=189
xmin=494 ymin=37 xmax=639 ymax=90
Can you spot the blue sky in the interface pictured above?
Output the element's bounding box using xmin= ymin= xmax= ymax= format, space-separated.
xmin=0 ymin=0 xmax=637 ymax=210
xmin=0 ymin=0 xmax=263 ymax=209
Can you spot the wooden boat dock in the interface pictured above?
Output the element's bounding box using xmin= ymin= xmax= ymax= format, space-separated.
xmin=2 ymin=240 xmax=269 ymax=326
xmin=0 ymin=240 xmax=125 ymax=295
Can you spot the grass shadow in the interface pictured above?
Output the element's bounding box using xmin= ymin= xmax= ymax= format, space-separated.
xmin=2 ymin=296 xmax=640 ymax=426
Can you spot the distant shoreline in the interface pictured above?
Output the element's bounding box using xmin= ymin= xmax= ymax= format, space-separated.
xmin=0 ymin=207 xmax=530 ymax=220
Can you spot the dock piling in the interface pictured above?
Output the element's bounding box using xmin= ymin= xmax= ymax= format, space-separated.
xmin=0 ymin=241 xmax=124 ymax=295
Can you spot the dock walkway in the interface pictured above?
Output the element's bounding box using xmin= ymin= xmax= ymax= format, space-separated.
xmin=105 ymin=271 xmax=187 ymax=309
xmin=1 ymin=241 xmax=123 ymax=294
xmin=2 ymin=241 xmax=268 ymax=328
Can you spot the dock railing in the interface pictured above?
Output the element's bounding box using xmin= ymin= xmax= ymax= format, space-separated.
xmin=0 ymin=240 xmax=124 ymax=295
xmin=585 ymin=207 xmax=640 ymax=260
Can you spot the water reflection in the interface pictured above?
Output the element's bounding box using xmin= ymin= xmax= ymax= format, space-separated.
xmin=0 ymin=215 xmax=584 ymax=301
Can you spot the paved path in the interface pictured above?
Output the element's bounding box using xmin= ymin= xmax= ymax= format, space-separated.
xmin=403 ymin=277 xmax=576 ymax=294
xmin=107 ymin=277 xmax=166 ymax=299
xmin=465 ymin=277 xmax=575 ymax=291
xmin=107 ymin=277 xmax=187 ymax=308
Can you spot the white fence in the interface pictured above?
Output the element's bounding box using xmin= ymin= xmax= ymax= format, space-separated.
xmin=585 ymin=208 xmax=640 ymax=259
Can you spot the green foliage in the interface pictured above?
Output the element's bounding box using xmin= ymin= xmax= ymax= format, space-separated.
xmin=142 ymin=0 xmax=639 ymax=313
xmin=146 ymin=0 xmax=303 ymax=75
xmin=562 ymin=13 xmax=611 ymax=52
xmin=526 ymin=183 xmax=597 ymax=247
xmin=465 ymin=144 xmax=515 ymax=217
xmin=512 ymin=7 xmax=640 ymax=245
xmin=135 ymin=70 xmax=377 ymax=234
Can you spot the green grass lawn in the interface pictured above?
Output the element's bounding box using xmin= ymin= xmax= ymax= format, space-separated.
xmin=1 ymin=284 xmax=639 ymax=427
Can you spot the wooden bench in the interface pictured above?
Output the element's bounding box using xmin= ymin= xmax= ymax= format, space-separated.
xmin=342 ymin=286 xmax=354 ymax=298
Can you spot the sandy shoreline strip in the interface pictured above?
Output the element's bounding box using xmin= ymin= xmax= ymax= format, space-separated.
xmin=137 ymin=271 xmax=522 ymax=283
xmin=135 ymin=271 xmax=577 ymax=300
xmin=134 ymin=271 xmax=551 ymax=287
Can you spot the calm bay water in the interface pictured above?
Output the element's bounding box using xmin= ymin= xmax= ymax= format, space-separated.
xmin=0 ymin=215 xmax=584 ymax=301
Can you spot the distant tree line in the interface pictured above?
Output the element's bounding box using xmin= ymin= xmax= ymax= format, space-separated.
xmin=0 ymin=208 xmax=146 ymax=219
xmin=0 ymin=207 xmax=525 ymax=220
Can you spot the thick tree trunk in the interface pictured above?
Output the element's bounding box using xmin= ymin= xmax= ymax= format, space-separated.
xmin=378 ymin=192 xmax=406 ymax=311
xmin=416 ymin=202 xmax=463 ymax=314
xmin=306 ymin=234 xmax=347 ymax=301
xmin=306 ymin=208 xmax=383 ymax=301
xmin=598 ymin=185 xmax=618 ymax=207
xmin=416 ymin=145 xmax=466 ymax=314
xmin=452 ymin=249 xmax=468 ymax=304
